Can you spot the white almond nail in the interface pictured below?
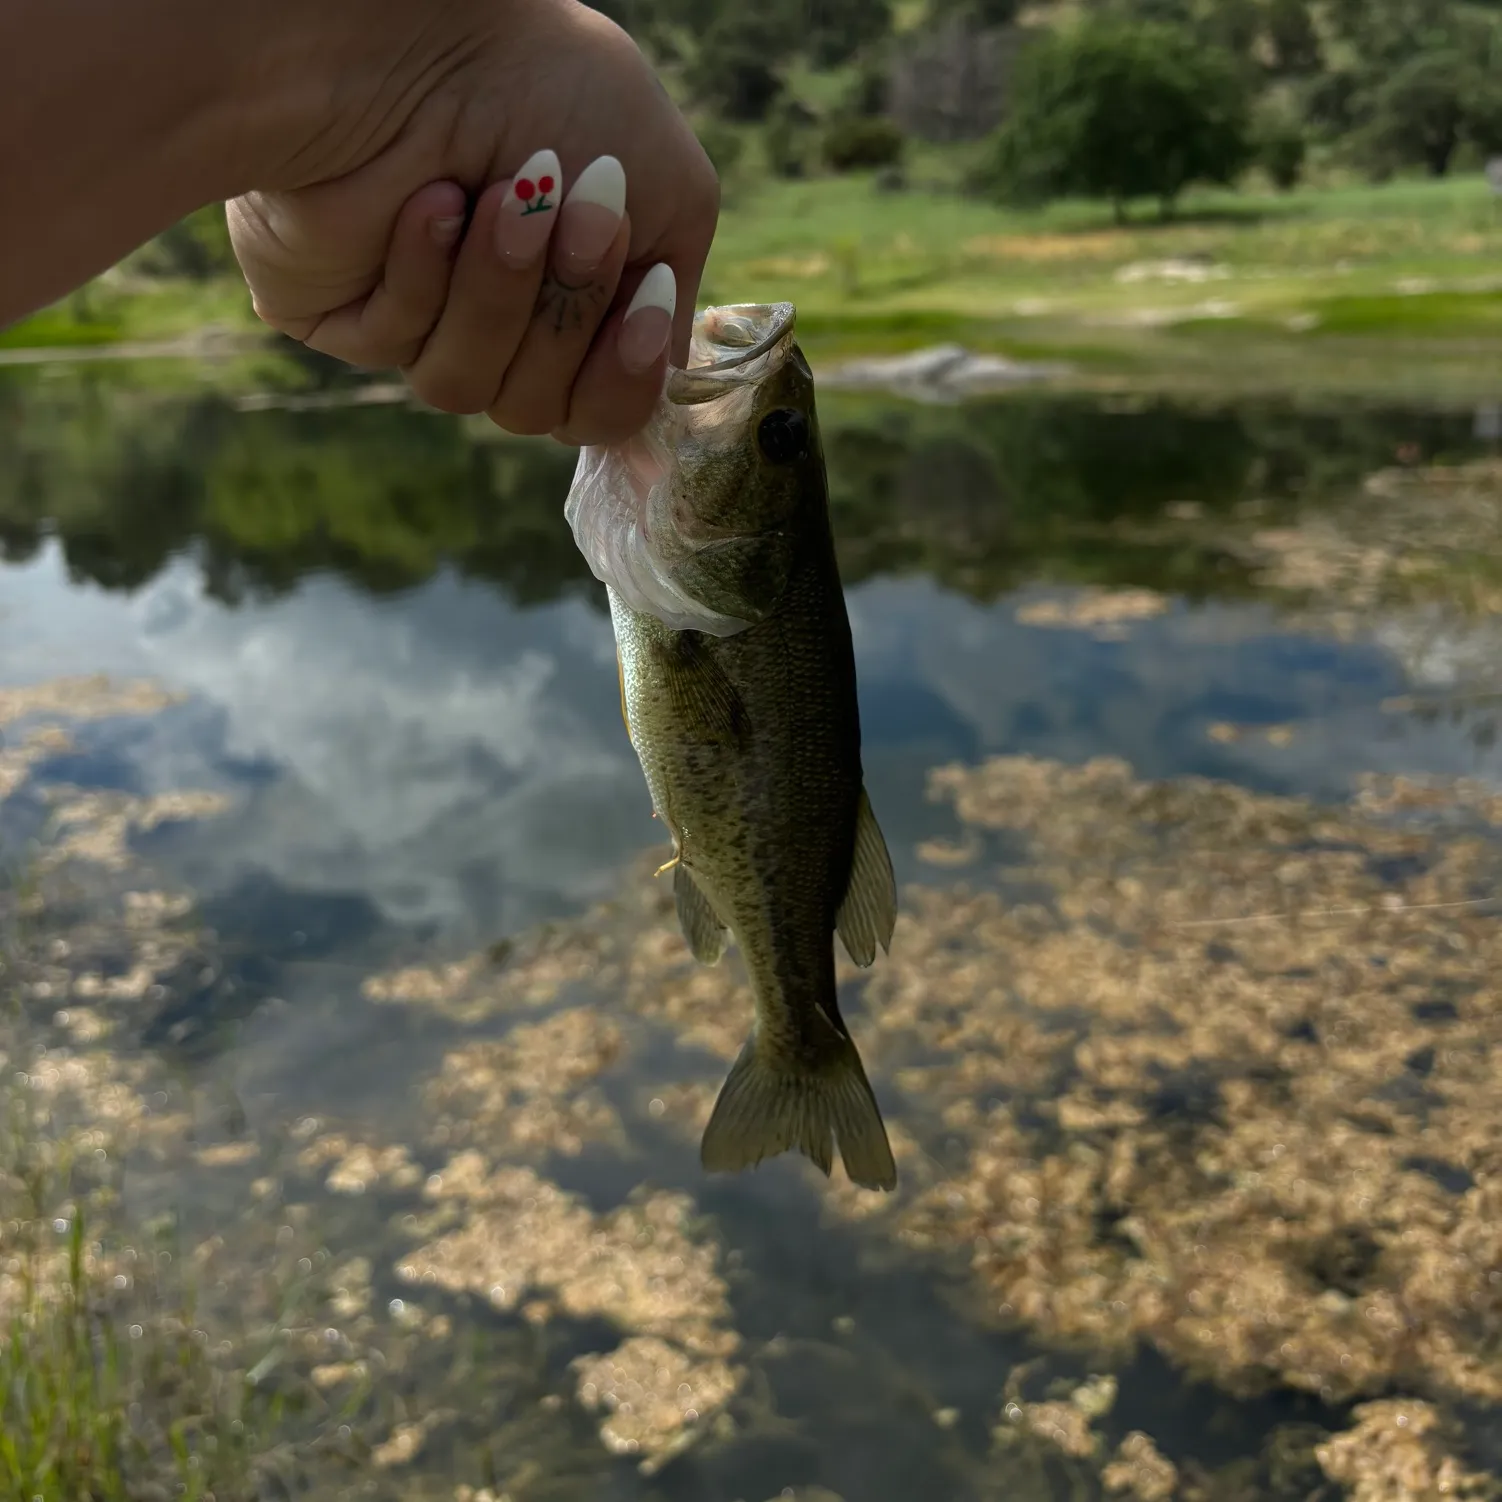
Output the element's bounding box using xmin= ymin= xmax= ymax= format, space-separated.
xmin=567 ymin=156 xmax=627 ymax=217
xmin=625 ymin=262 xmax=677 ymax=318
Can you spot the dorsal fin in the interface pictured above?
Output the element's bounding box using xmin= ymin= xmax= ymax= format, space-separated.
xmin=836 ymin=787 xmax=897 ymax=967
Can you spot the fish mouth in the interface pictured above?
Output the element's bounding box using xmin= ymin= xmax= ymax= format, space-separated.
xmin=670 ymin=303 xmax=798 ymax=405
xmin=563 ymin=301 xmax=804 ymax=638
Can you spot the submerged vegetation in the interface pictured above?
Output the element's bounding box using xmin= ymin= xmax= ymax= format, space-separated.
xmin=4 ymin=12 xmax=1501 ymax=1497
xmin=5 ymin=447 xmax=1502 ymax=1495
xmin=0 ymin=1108 xmax=255 ymax=1501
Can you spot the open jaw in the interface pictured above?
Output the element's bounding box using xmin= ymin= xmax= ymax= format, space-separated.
xmin=564 ymin=304 xmax=800 ymax=637
xmin=671 ymin=302 xmax=799 ymax=403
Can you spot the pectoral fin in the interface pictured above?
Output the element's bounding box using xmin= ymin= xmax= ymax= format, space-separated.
xmin=674 ymin=864 xmax=727 ymax=965
xmin=835 ymin=786 xmax=898 ymax=967
xmin=659 ymin=633 xmax=750 ymax=748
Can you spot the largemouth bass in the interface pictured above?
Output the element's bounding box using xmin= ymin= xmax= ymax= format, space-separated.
xmin=564 ymin=302 xmax=898 ymax=1191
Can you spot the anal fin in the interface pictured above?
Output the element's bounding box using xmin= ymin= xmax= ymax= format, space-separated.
xmin=836 ymin=786 xmax=898 ymax=967
xmin=674 ymin=864 xmax=727 ymax=965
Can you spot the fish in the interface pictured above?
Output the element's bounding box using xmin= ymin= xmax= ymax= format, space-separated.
xmin=564 ymin=302 xmax=899 ymax=1191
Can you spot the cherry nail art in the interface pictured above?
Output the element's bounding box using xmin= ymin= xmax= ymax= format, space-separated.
xmin=515 ymin=169 xmax=557 ymax=217
xmin=495 ymin=149 xmax=563 ymax=270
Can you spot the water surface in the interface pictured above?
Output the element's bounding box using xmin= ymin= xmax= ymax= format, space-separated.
xmin=3 ymin=367 xmax=1501 ymax=1499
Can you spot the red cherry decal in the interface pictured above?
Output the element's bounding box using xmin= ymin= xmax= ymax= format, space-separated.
xmin=515 ymin=178 xmax=536 ymax=201
xmin=537 ymin=175 xmax=555 ymax=194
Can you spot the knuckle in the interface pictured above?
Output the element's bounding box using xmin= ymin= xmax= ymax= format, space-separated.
xmin=394 ymin=300 xmax=448 ymax=344
xmin=384 ymin=339 xmax=427 ymax=370
xmin=363 ymin=303 xmax=428 ymax=352
xmin=306 ymin=327 xmax=411 ymax=373
xmin=253 ymin=300 xmax=318 ymax=342
xmin=490 ymin=396 xmax=563 ymax=438
xmin=408 ymin=372 xmax=489 ymax=416
xmin=302 ymin=332 xmax=357 ymax=364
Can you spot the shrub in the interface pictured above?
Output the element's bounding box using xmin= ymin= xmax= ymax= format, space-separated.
xmin=1256 ymin=112 xmax=1308 ymax=190
xmin=695 ymin=119 xmax=745 ymax=175
xmin=687 ymin=11 xmax=786 ymax=121
xmin=822 ymin=115 xmax=905 ymax=171
xmin=765 ymin=98 xmax=818 ymax=178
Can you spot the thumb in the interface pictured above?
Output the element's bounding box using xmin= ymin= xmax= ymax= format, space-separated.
xmin=227 ymin=173 xmax=421 ymax=337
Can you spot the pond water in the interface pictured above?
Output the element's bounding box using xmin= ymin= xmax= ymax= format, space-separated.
xmin=3 ymin=363 xmax=1502 ymax=1500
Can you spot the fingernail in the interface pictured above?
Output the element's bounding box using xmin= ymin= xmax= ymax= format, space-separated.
xmin=619 ymin=263 xmax=676 ymax=374
xmin=495 ymin=148 xmax=561 ymax=269
xmin=432 ymin=215 xmax=464 ymax=247
xmin=557 ymin=156 xmax=626 ymax=275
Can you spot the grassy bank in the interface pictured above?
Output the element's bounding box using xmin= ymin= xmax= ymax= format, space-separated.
xmin=0 ymin=274 xmax=254 ymax=353
xmin=703 ymin=169 xmax=1502 ymax=392
xmin=5 ymin=171 xmax=1501 ymax=398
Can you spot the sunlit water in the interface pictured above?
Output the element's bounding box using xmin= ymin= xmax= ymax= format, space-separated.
xmin=3 ymin=364 xmax=1501 ymax=1498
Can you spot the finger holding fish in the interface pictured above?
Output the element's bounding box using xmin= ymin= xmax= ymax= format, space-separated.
xmin=402 ymin=150 xmax=565 ymax=415
xmin=553 ymin=262 xmax=681 ymax=447
xmin=488 ymin=156 xmax=635 ymax=436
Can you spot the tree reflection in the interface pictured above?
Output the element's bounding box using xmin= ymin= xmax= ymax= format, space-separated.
xmin=0 ymin=365 xmax=1484 ymax=610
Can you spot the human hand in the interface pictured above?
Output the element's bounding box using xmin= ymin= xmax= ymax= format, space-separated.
xmin=227 ymin=0 xmax=718 ymax=445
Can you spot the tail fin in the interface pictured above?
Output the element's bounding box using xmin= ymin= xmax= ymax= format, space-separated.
xmin=700 ymin=1029 xmax=897 ymax=1191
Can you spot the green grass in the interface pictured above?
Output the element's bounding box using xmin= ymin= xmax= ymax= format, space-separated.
xmin=5 ymin=165 xmax=1502 ymax=398
xmin=701 ymin=167 xmax=1502 ymax=391
xmin=0 ymin=869 xmax=257 ymax=1502
xmin=0 ymin=1125 xmax=257 ymax=1501
xmin=0 ymin=276 xmax=253 ymax=352
xmin=709 ymin=167 xmax=1502 ymax=276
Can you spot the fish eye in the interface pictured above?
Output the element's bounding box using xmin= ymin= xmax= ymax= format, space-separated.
xmin=756 ymin=408 xmax=809 ymax=465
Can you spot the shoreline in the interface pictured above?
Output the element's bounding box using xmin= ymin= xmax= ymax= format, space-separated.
xmin=3 ymin=328 xmax=1500 ymax=408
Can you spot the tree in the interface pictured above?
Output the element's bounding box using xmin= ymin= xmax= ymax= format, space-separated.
xmin=1080 ymin=0 xmax=1314 ymax=69
xmin=764 ymin=97 xmax=819 ymax=177
xmin=1351 ymin=17 xmax=1502 ymax=176
xmin=1325 ymin=0 xmax=1459 ymax=64
xmin=1195 ymin=0 xmax=1264 ymax=62
xmin=1357 ymin=51 xmax=1471 ymax=176
xmin=1264 ymin=0 xmax=1323 ymax=76
xmin=1469 ymin=69 xmax=1502 ymax=156
xmin=804 ymin=0 xmax=893 ymax=68
xmin=986 ymin=17 xmax=1254 ymax=219
xmin=1257 ymin=116 xmax=1307 ymax=189
xmin=928 ymin=0 xmax=1021 ymax=28
xmin=686 ymin=8 xmax=789 ymax=120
